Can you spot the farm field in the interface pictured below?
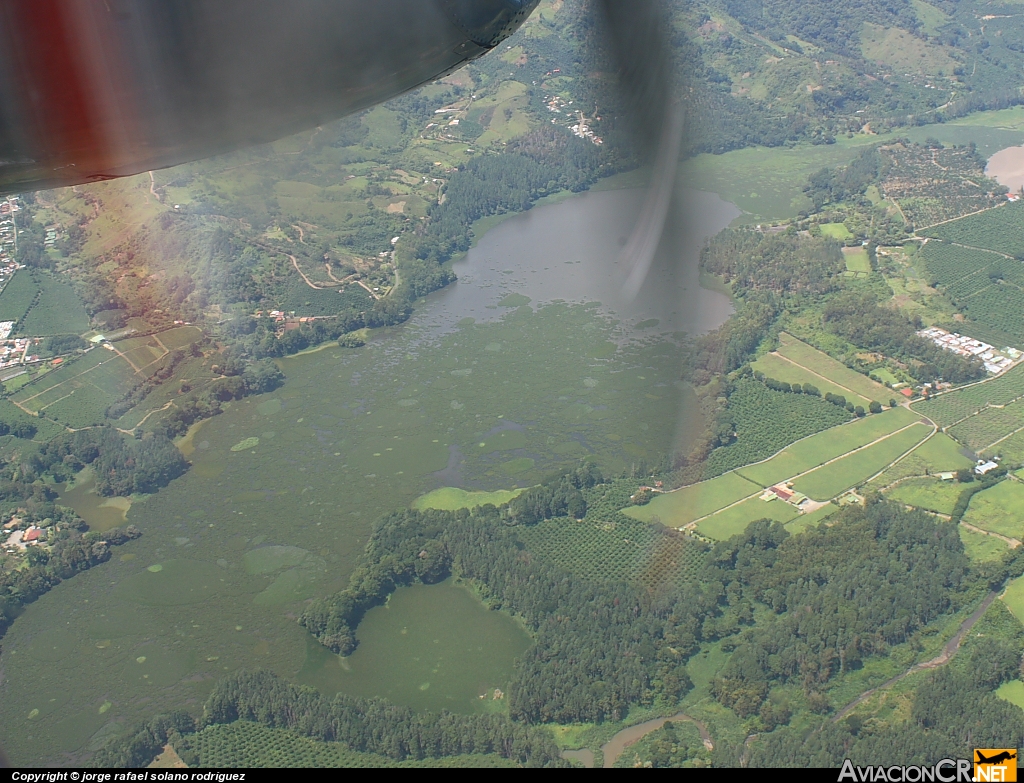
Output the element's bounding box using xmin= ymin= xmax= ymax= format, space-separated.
xmin=792 ymin=424 xmax=932 ymax=501
xmin=1001 ymin=575 xmax=1024 ymax=626
xmin=959 ymin=525 xmax=1009 ymax=563
xmin=866 ymin=432 xmax=974 ymax=490
xmin=843 ymin=247 xmax=871 ymax=274
xmin=11 ymin=349 xmax=136 ymax=428
xmin=992 ymin=430 xmax=1024 ymax=464
xmin=751 ymin=352 xmax=871 ymax=403
xmin=785 ymin=503 xmax=839 ymax=534
xmin=913 ymin=363 xmax=1024 ymax=428
xmin=519 ymin=514 xmax=707 ymax=584
xmin=775 ymin=332 xmax=890 ymax=401
xmin=624 ymin=472 xmax=761 ymax=527
xmin=695 ymin=496 xmax=799 ymax=541
xmin=0 ymin=270 xmax=38 ymax=324
xmin=16 ymin=275 xmax=89 ymax=336
xmin=886 ymin=477 xmax=964 ymax=515
xmin=736 ymin=408 xmax=919 ymax=488
xmin=948 ymin=398 xmax=1024 ymax=453
xmin=920 ymin=201 xmax=1024 ymax=258
xmin=962 ymin=480 xmax=1024 ymax=541
xmin=154 ymin=325 xmax=204 ymax=352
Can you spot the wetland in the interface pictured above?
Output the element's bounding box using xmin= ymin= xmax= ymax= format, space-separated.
xmin=0 ymin=186 xmax=738 ymax=764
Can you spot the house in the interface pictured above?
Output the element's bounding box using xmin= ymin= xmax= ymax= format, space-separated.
xmin=975 ymin=460 xmax=1000 ymax=476
xmin=770 ymin=486 xmax=794 ymax=502
xmin=900 ymin=388 xmax=915 ymax=398
xmin=936 ymin=472 xmax=957 ymax=481
xmin=22 ymin=527 xmax=41 ymax=544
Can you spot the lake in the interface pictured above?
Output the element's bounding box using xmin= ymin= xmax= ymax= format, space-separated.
xmin=0 ymin=186 xmax=738 ymax=764
xmin=298 ymin=580 xmax=532 ymax=713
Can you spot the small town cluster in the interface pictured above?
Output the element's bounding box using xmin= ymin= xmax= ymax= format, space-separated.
xmin=917 ymin=326 xmax=1019 ymax=374
xmin=0 ymin=335 xmax=40 ymax=370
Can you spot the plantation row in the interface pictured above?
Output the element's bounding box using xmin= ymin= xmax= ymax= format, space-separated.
xmin=922 ymin=201 xmax=1024 ymax=258
xmin=700 ymin=378 xmax=852 ymax=479
xmin=520 ymin=513 xmax=707 ymax=586
xmin=919 ymin=240 xmax=1024 ymax=344
xmin=948 ymin=399 xmax=1024 ymax=453
xmin=914 ymin=364 xmax=1024 ymax=427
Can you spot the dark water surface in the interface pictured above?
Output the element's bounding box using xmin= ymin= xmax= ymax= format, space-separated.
xmin=0 ymin=187 xmax=738 ymax=764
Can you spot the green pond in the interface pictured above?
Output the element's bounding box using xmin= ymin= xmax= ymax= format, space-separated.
xmin=299 ymin=580 xmax=532 ymax=713
xmin=0 ymin=188 xmax=737 ymax=764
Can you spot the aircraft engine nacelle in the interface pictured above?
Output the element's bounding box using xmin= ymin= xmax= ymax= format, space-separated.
xmin=0 ymin=0 xmax=540 ymax=194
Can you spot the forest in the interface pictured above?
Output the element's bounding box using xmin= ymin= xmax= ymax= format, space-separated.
xmin=93 ymin=672 xmax=565 ymax=768
xmin=745 ymin=602 xmax=1024 ymax=766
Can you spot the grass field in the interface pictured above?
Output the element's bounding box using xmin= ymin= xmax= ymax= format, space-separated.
xmin=695 ymin=496 xmax=799 ymax=540
xmin=785 ymin=503 xmax=839 ymax=534
xmin=843 ymin=247 xmax=872 ymax=273
xmin=154 ymin=325 xmax=203 ymax=351
xmin=959 ymin=525 xmax=1009 ymax=563
xmin=751 ymin=352 xmax=871 ymax=403
xmin=821 ymin=223 xmax=854 ymax=241
xmin=1001 ymin=575 xmax=1024 ymax=626
xmin=0 ymin=270 xmax=38 ymax=324
xmin=412 ymin=487 xmax=526 ymax=511
xmin=792 ymin=424 xmax=932 ymax=501
xmin=17 ymin=275 xmax=89 ymax=336
xmin=736 ymin=408 xmax=919 ymax=488
xmin=886 ymin=477 xmax=964 ymax=515
xmin=997 ymin=680 xmax=1024 ymax=711
xmin=962 ymin=480 xmax=1024 ymax=541
xmin=624 ymin=472 xmax=761 ymax=527
xmin=775 ymin=333 xmax=891 ymax=402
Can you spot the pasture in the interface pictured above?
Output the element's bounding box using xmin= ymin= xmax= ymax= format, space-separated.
xmin=792 ymin=424 xmax=932 ymax=501
xmin=820 ymin=223 xmax=853 ymax=241
xmin=785 ymin=503 xmax=838 ymax=534
xmin=775 ymin=332 xmax=891 ymax=401
xmin=865 ymin=432 xmax=973 ymax=490
xmin=997 ymin=680 xmax=1024 ymax=711
xmin=624 ymin=472 xmax=761 ymax=527
xmin=886 ymin=477 xmax=964 ymax=515
xmin=736 ymin=408 xmax=919 ymax=488
xmin=962 ymin=480 xmax=1024 ymax=541
xmin=695 ymin=496 xmax=799 ymax=541
xmin=1001 ymin=575 xmax=1024 ymax=626
xmin=959 ymin=525 xmax=1009 ymax=563
xmin=843 ymin=247 xmax=872 ymax=274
